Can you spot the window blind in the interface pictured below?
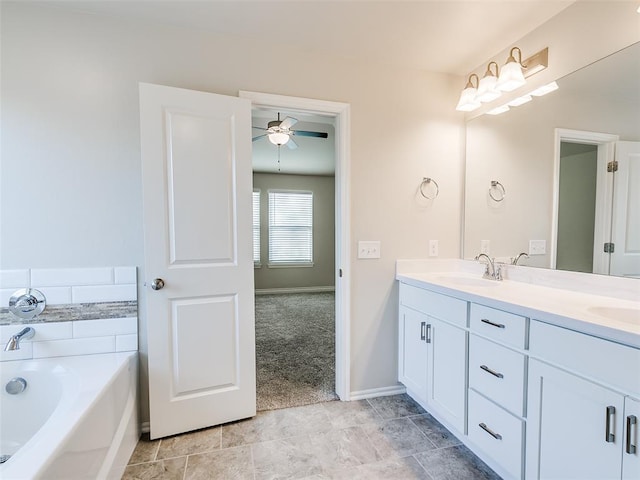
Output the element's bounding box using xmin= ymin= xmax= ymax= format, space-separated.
xmin=268 ymin=191 xmax=313 ymax=264
xmin=252 ymin=190 xmax=260 ymax=264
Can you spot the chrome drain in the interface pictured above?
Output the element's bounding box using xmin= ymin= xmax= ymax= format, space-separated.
xmin=0 ymin=455 xmax=11 ymax=464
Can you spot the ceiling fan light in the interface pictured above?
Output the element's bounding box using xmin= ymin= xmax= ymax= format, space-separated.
xmin=268 ymin=132 xmax=290 ymax=146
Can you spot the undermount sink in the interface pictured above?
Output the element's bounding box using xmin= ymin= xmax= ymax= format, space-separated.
xmin=436 ymin=274 xmax=501 ymax=287
xmin=587 ymin=306 xmax=640 ymax=325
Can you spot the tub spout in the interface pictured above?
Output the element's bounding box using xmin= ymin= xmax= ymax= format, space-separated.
xmin=4 ymin=327 xmax=35 ymax=351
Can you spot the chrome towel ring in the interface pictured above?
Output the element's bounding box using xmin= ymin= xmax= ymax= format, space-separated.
xmin=420 ymin=177 xmax=439 ymax=200
xmin=489 ymin=180 xmax=506 ymax=202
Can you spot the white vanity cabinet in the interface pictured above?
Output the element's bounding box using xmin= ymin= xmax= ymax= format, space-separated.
xmin=526 ymin=320 xmax=640 ymax=480
xmin=398 ymin=283 xmax=467 ymax=432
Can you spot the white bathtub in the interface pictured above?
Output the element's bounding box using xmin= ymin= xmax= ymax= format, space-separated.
xmin=0 ymin=352 xmax=138 ymax=479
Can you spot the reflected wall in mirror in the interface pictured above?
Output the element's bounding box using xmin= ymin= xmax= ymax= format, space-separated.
xmin=464 ymin=42 xmax=640 ymax=277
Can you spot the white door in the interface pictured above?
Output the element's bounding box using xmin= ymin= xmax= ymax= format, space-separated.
xmin=398 ymin=306 xmax=428 ymax=403
xmin=427 ymin=317 xmax=466 ymax=433
xmin=610 ymin=141 xmax=640 ymax=277
xmin=623 ymin=396 xmax=640 ymax=480
xmin=139 ymin=83 xmax=255 ymax=439
xmin=526 ymin=359 xmax=623 ymax=480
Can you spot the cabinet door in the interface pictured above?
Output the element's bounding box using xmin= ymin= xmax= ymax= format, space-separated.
xmin=623 ymin=396 xmax=640 ymax=480
xmin=398 ymin=306 xmax=428 ymax=403
xmin=527 ymin=359 xmax=624 ymax=480
xmin=428 ymin=316 xmax=467 ymax=432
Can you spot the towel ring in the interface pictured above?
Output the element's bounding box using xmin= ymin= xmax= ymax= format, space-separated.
xmin=419 ymin=177 xmax=439 ymax=200
xmin=489 ymin=180 xmax=506 ymax=202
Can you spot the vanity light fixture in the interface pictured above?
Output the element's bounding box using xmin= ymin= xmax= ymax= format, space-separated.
xmin=530 ymin=81 xmax=559 ymax=97
xmin=476 ymin=62 xmax=502 ymax=103
xmin=455 ymin=74 xmax=482 ymax=111
xmin=496 ymin=47 xmax=526 ymax=92
xmin=508 ymin=95 xmax=532 ymax=107
xmin=487 ymin=104 xmax=510 ymax=115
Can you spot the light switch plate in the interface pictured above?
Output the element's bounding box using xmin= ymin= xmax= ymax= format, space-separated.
xmin=358 ymin=241 xmax=381 ymax=259
xmin=529 ymin=239 xmax=546 ymax=255
xmin=429 ymin=240 xmax=439 ymax=257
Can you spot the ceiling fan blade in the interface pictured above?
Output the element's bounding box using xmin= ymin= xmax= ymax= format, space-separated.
xmin=279 ymin=116 xmax=298 ymax=130
xmin=286 ymin=138 xmax=298 ymax=150
xmin=252 ymin=134 xmax=267 ymax=142
xmin=252 ymin=126 xmax=269 ymax=131
xmin=292 ymin=130 xmax=328 ymax=138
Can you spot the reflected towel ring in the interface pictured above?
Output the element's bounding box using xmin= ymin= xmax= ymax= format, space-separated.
xmin=420 ymin=177 xmax=439 ymax=200
xmin=489 ymin=180 xmax=506 ymax=202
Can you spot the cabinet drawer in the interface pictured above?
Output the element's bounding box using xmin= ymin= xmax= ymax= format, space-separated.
xmin=470 ymin=303 xmax=526 ymax=349
xmin=469 ymin=334 xmax=526 ymax=416
xmin=468 ymin=389 xmax=524 ymax=480
xmin=530 ymin=320 xmax=640 ymax=397
xmin=400 ymin=283 xmax=467 ymax=328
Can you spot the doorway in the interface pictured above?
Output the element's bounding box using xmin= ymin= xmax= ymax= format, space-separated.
xmin=240 ymin=91 xmax=351 ymax=404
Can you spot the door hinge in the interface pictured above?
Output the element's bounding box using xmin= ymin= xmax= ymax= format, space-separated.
xmin=339 ymin=268 xmax=343 ymax=278
xmin=604 ymin=242 xmax=615 ymax=253
xmin=607 ymin=160 xmax=618 ymax=172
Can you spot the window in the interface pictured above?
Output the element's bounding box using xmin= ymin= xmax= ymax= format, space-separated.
xmin=268 ymin=190 xmax=313 ymax=265
xmin=252 ymin=190 xmax=260 ymax=265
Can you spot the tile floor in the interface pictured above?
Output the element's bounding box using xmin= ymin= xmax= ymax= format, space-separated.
xmin=123 ymin=394 xmax=501 ymax=480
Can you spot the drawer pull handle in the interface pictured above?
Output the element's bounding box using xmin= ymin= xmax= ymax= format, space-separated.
xmin=420 ymin=321 xmax=426 ymax=341
xmin=479 ymin=422 xmax=502 ymax=440
xmin=606 ymin=406 xmax=616 ymax=443
xmin=627 ymin=415 xmax=637 ymax=454
xmin=426 ymin=324 xmax=432 ymax=344
xmin=480 ymin=318 xmax=505 ymax=329
xmin=480 ymin=365 xmax=504 ymax=379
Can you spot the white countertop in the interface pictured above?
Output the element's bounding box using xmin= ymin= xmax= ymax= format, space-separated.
xmin=396 ymin=259 xmax=640 ymax=349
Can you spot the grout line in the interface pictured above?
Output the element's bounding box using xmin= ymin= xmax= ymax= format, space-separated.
xmin=153 ymin=439 xmax=161 ymax=462
xmin=182 ymin=455 xmax=188 ymax=480
xmin=411 ymin=453 xmax=436 ymax=480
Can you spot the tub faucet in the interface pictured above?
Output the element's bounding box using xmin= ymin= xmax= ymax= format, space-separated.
xmin=4 ymin=327 xmax=35 ymax=351
xmin=475 ymin=253 xmax=502 ymax=281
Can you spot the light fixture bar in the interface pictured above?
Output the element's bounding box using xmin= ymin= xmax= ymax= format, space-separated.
xmin=522 ymin=47 xmax=549 ymax=78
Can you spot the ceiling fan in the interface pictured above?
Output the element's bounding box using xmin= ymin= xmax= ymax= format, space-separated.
xmin=252 ymin=113 xmax=328 ymax=150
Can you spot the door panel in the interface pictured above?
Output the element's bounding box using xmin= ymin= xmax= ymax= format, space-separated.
xmin=140 ymin=83 xmax=255 ymax=439
xmin=611 ymin=141 xmax=640 ymax=277
xmin=398 ymin=307 xmax=428 ymax=403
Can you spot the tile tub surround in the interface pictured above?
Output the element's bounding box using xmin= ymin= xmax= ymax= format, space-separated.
xmin=124 ymin=394 xmax=500 ymax=480
xmin=0 ymin=267 xmax=138 ymax=360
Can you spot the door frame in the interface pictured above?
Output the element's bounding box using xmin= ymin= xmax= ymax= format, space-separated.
xmin=551 ymin=128 xmax=619 ymax=273
xmin=239 ymin=91 xmax=351 ymax=400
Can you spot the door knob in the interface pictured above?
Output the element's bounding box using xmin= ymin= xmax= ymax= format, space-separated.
xmin=151 ymin=278 xmax=165 ymax=290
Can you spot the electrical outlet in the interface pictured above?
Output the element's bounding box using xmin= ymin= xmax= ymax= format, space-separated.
xmin=480 ymin=240 xmax=491 ymax=255
xmin=358 ymin=241 xmax=381 ymax=259
xmin=429 ymin=240 xmax=439 ymax=257
xmin=529 ymin=239 xmax=546 ymax=255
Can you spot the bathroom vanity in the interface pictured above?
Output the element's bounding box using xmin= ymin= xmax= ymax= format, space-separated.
xmin=396 ymin=259 xmax=640 ymax=480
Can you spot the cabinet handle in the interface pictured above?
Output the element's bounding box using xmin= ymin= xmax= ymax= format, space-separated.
xmin=605 ymin=406 xmax=616 ymax=443
xmin=480 ymin=364 xmax=504 ymax=379
xmin=480 ymin=318 xmax=505 ymax=329
xmin=426 ymin=324 xmax=432 ymax=344
xmin=420 ymin=321 xmax=426 ymax=341
xmin=479 ymin=422 xmax=502 ymax=440
xmin=627 ymin=415 xmax=637 ymax=454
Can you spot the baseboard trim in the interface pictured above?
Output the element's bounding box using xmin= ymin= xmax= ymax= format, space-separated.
xmin=349 ymin=384 xmax=407 ymax=401
xmin=255 ymin=286 xmax=335 ymax=295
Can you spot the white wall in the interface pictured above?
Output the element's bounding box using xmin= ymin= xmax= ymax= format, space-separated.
xmin=0 ymin=3 xmax=465 ymax=423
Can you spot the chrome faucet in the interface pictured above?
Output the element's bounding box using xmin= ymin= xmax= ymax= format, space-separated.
xmin=512 ymin=252 xmax=529 ymax=265
xmin=4 ymin=327 xmax=35 ymax=351
xmin=475 ymin=253 xmax=502 ymax=281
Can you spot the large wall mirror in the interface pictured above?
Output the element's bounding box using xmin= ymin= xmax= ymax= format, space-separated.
xmin=463 ymin=41 xmax=640 ymax=278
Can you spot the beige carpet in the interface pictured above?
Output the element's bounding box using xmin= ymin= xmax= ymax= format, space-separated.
xmin=255 ymin=292 xmax=338 ymax=411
